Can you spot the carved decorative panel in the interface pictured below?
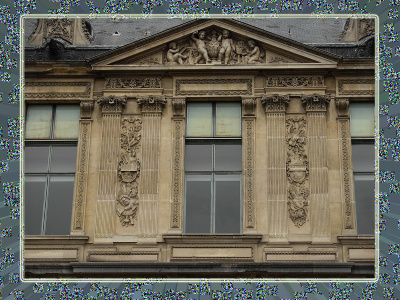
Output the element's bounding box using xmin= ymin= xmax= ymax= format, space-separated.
xmin=117 ymin=117 xmax=142 ymax=226
xmin=301 ymin=94 xmax=331 ymax=111
xmin=286 ymin=117 xmax=309 ymax=227
xmin=266 ymin=76 xmax=324 ymax=87
xmin=137 ymin=95 xmax=167 ymax=113
xmin=25 ymin=82 xmax=91 ymax=99
xmin=261 ymin=94 xmax=290 ymax=112
xmin=176 ymin=79 xmax=252 ymax=96
xmin=97 ymin=95 xmax=127 ymax=113
xmin=105 ymin=78 xmax=161 ymax=89
xmin=338 ymin=79 xmax=374 ymax=95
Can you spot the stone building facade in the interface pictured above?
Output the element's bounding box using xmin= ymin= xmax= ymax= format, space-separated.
xmin=23 ymin=18 xmax=375 ymax=278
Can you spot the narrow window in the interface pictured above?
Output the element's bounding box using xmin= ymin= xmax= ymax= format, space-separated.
xmin=350 ymin=102 xmax=375 ymax=234
xmin=184 ymin=102 xmax=242 ymax=233
xmin=24 ymin=104 xmax=80 ymax=235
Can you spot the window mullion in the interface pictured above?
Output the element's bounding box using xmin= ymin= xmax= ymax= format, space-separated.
xmin=50 ymin=105 xmax=56 ymax=139
xmin=42 ymin=174 xmax=50 ymax=235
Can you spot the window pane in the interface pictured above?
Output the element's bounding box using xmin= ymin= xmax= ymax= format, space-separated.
xmin=215 ymin=102 xmax=241 ymax=137
xmin=24 ymin=146 xmax=50 ymax=173
xmin=215 ymin=144 xmax=242 ymax=171
xmin=354 ymin=174 xmax=374 ymax=234
xmin=53 ymin=105 xmax=80 ymax=139
xmin=185 ymin=145 xmax=212 ymax=171
xmin=186 ymin=103 xmax=212 ymax=137
xmin=25 ymin=105 xmax=52 ymax=139
xmin=350 ymin=102 xmax=375 ymax=137
xmin=185 ymin=175 xmax=212 ymax=233
xmin=24 ymin=176 xmax=46 ymax=235
xmin=352 ymin=144 xmax=374 ymax=172
xmin=215 ymin=175 xmax=241 ymax=233
xmin=50 ymin=145 xmax=77 ymax=173
xmin=45 ymin=176 xmax=74 ymax=235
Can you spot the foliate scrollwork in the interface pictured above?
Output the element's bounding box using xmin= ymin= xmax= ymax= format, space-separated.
xmin=105 ymin=78 xmax=161 ymax=89
xmin=44 ymin=19 xmax=74 ymax=44
xmin=261 ymin=94 xmax=290 ymax=112
xmin=301 ymin=94 xmax=331 ymax=111
xmin=335 ymin=98 xmax=350 ymax=118
xmin=286 ymin=117 xmax=309 ymax=227
xmin=80 ymin=100 xmax=94 ymax=119
xmin=137 ymin=95 xmax=167 ymax=113
xmin=117 ymin=117 xmax=142 ymax=226
xmin=266 ymin=76 xmax=324 ymax=87
xmin=97 ymin=95 xmax=127 ymax=113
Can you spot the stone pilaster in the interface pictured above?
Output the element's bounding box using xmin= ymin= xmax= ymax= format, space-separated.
xmin=71 ymin=100 xmax=94 ymax=235
xmin=261 ymin=94 xmax=290 ymax=242
xmin=335 ymin=98 xmax=357 ymax=234
xmin=242 ymin=96 xmax=257 ymax=231
xmin=94 ymin=95 xmax=127 ymax=241
xmin=302 ymin=94 xmax=331 ymax=243
xmin=169 ymin=97 xmax=186 ymax=232
xmin=137 ymin=95 xmax=167 ymax=242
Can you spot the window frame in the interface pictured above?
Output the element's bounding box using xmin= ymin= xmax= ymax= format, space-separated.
xmin=184 ymin=101 xmax=243 ymax=234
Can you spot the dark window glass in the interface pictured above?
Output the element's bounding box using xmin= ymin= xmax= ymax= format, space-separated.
xmin=215 ymin=144 xmax=242 ymax=171
xmin=25 ymin=176 xmax=46 ymax=235
xmin=185 ymin=145 xmax=212 ymax=171
xmin=354 ymin=174 xmax=375 ymax=234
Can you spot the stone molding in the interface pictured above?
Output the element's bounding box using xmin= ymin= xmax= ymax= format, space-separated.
xmin=264 ymin=251 xmax=337 ymax=262
xmin=105 ymin=78 xmax=161 ymax=89
xmin=261 ymin=94 xmax=290 ymax=112
xmin=25 ymin=81 xmax=91 ymax=99
xmin=170 ymin=246 xmax=254 ymax=260
xmin=338 ymin=79 xmax=374 ymax=95
xmin=175 ymin=79 xmax=252 ymax=96
xmin=97 ymin=95 xmax=127 ymax=113
xmin=117 ymin=117 xmax=142 ymax=227
xmin=88 ymin=251 xmax=160 ymax=262
xmin=25 ymin=247 xmax=79 ymax=262
xmin=244 ymin=118 xmax=255 ymax=229
xmin=137 ymin=95 xmax=167 ymax=113
xmin=266 ymin=76 xmax=324 ymax=87
xmin=80 ymin=100 xmax=94 ymax=119
xmin=335 ymin=97 xmax=350 ymax=118
xmin=301 ymin=94 xmax=331 ymax=111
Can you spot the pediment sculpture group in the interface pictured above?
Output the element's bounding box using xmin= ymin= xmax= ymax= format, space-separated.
xmin=166 ymin=29 xmax=264 ymax=65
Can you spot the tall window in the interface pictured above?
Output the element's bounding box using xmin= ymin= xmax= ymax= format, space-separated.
xmin=350 ymin=102 xmax=375 ymax=234
xmin=184 ymin=102 xmax=242 ymax=234
xmin=24 ymin=105 xmax=80 ymax=235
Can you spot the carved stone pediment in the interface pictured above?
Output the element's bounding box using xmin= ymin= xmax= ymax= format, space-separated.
xmin=89 ymin=19 xmax=338 ymax=70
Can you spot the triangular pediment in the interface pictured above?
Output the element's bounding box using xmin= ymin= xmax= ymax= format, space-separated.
xmin=89 ymin=19 xmax=339 ymax=70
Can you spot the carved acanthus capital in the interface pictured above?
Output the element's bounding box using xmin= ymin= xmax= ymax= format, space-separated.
xmin=241 ymin=96 xmax=257 ymax=116
xmin=97 ymin=95 xmax=127 ymax=113
xmin=301 ymin=94 xmax=331 ymax=112
xmin=261 ymin=94 xmax=290 ymax=112
xmin=171 ymin=97 xmax=186 ymax=117
xmin=137 ymin=95 xmax=167 ymax=113
xmin=335 ymin=98 xmax=350 ymax=118
xmin=80 ymin=100 xmax=94 ymax=119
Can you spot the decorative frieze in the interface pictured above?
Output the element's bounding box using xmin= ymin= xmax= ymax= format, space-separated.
xmin=286 ymin=117 xmax=309 ymax=227
xmin=117 ymin=117 xmax=142 ymax=227
xmin=338 ymin=79 xmax=374 ymax=95
xmin=25 ymin=81 xmax=91 ymax=99
xmin=266 ymin=76 xmax=324 ymax=87
xmin=105 ymin=78 xmax=161 ymax=89
xmin=261 ymin=94 xmax=290 ymax=112
xmin=301 ymin=94 xmax=331 ymax=111
xmin=137 ymin=95 xmax=167 ymax=113
xmin=175 ymin=79 xmax=252 ymax=96
xmin=97 ymin=95 xmax=127 ymax=113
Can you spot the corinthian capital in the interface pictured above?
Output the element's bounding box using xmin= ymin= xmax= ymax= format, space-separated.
xmin=301 ymin=94 xmax=331 ymax=112
xmin=261 ymin=94 xmax=290 ymax=113
xmin=97 ymin=95 xmax=127 ymax=113
xmin=137 ymin=95 xmax=167 ymax=113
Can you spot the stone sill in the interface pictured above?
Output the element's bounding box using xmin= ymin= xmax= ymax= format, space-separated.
xmin=337 ymin=235 xmax=375 ymax=245
xmin=163 ymin=234 xmax=262 ymax=244
xmin=25 ymin=235 xmax=89 ymax=245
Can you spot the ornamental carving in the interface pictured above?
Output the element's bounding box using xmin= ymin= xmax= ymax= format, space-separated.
xmin=335 ymin=98 xmax=350 ymax=118
xmin=261 ymin=94 xmax=290 ymax=112
xmin=171 ymin=97 xmax=186 ymax=117
xmin=44 ymin=19 xmax=74 ymax=44
xmin=80 ymin=100 xmax=94 ymax=119
xmin=266 ymin=76 xmax=324 ymax=87
xmin=25 ymin=82 xmax=91 ymax=99
xmin=301 ymin=94 xmax=331 ymax=111
xmin=117 ymin=117 xmax=142 ymax=226
xmin=338 ymin=79 xmax=374 ymax=95
xmin=175 ymin=79 xmax=252 ymax=96
xmin=137 ymin=95 xmax=167 ymax=113
xmin=105 ymin=78 xmax=161 ymax=89
xmin=286 ymin=117 xmax=309 ymax=227
xmin=242 ymin=96 xmax=257 ymax=116
xmin=97 ymin=95 xmax=127 ymax=113
xmin=359 ymin=19 xmax=375 ymax=41
xmin=163 ymin=29 xmax=265 ymax=65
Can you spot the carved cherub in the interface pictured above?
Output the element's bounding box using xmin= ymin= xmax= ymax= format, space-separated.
xmin=166 ymin=42 xmax=187 ymax=65
xmin=117 ymin=184 xmax=139 ymax=226
xmin=246 ymin=40 xmax=260 ymax=64
xmin=191 ymin=30 xmax=211 ymax=64
xmin=217 ymin=29 xmax=236 ymax=64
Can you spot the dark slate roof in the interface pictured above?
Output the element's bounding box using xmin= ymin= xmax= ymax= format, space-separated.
xmin=24 ymin=17 xmax=347 ymax=46
xmin=23 ymin=18 xmax=374 ymax=61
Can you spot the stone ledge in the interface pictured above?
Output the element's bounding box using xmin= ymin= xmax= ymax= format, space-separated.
xmin=163 ymin=234 xmax=262 ymax=244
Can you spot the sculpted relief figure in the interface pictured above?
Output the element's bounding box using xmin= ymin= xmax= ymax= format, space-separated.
xmin=191 ymin=30 xmax=211 ymax=64
xmin=217 ymin=29 xmax=236 ymax=64
xmin=245 ymin=40 xmax=261 ymax=64
xmin=166 ymin=42 xmax=187 ymax=65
